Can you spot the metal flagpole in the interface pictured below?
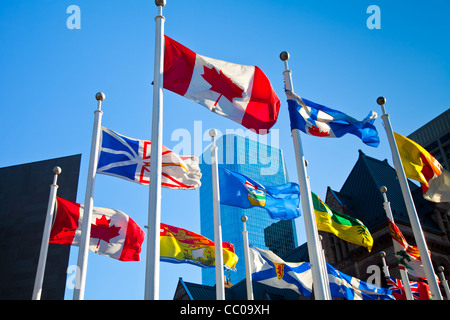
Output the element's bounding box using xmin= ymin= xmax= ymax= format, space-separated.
xmin=144 ymin=0 xmax=166 ymax=300
xmin=380 ymin=186 xmax=414 ymax=300
xmin=73 ymin=92 xmax=105 ymax=300
xmin=437 ymin=266 xmax=450 ymax=300
xmin=32 ymin=166 xmax=62 ymax=300
xmin=241 ymin=215 xmax=254 ymax=300
xmin=280 ymin=51 xmax=331 ymax=300
xmin=379 ymin=251 xmax=390 ymax=278
xmin=209 ymin=129 xmax=226 ymax=300
xmin=377 ymin=97 xmax=442 ymax=300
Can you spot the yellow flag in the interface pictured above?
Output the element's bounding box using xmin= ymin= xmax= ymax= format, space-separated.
xmin=311 ymin=192 xmax=373 ymax=252
xmin=393 ymin=132 xmax=442 ymax=186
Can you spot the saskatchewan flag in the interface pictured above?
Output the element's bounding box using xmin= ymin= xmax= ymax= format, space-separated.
xmin=311 ymin=192 xmax=373 ymax=252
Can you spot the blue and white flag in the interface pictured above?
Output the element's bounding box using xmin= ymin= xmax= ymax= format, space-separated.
xmin=219 ymin=167 xmax=301 ymax=220
xmin=286 ymin=90 xmax=380 ymax=147
xmin=249 ymin=245 xmax=313 ymax=297
xmin=327 ymin=263 xmax=394 ymax=300
xmin=97 ymin=127 xmax=201 ymax=189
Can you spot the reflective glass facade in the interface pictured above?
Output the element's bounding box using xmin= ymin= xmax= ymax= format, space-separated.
xmin=199 ymin=134 xmax=297 ymax=285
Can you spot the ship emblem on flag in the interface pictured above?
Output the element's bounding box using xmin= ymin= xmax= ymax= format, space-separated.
xmin=97 ymin=127 xmax=201 ymax=190
xmin=244 ymin=181 xmax=266 ymax=207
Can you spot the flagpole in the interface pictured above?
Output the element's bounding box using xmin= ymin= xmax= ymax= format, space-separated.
xmin=144 ymin=0 xmax=166 ymax=300
xmin=209 ymin=129 xmax=226 ymax=300
xmin=379 ymin=251 xmax=390 ymax=278
xmin=280 ymin=51 xmax=331 ymax=300
xmin=32 ymin=166 xmax=61 ymax=300
xmin=437 ymin=266 xmax=450 ymax=300
xmin=377 ymin=97 xmax=442 ymax=300
xmin=380 ymin=186 xmax=414 ymax=300
xmin=241 ymin=215 xmax=254 ymax=300
xmin=74 ymin=92 xmax=105 ymax=300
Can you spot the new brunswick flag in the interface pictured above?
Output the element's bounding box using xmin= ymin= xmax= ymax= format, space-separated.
xmin=311 ymin=192 xmax=373 ymax=252
xmin=160 ymin=223 xmax=238 ymax=270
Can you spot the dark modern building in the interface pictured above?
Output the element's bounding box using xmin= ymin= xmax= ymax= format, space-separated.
xmin=407 ymin=108 xmax=450 ymax=170
xmin=323 ymin=150 xmax=450 ymax=285
xmin=0 ymin=155 xmax=81 ymax=299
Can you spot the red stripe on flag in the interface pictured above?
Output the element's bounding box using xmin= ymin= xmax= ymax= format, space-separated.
xmin=119 ymin=217 xmax=145 ymax=261
xmin=163 ymin=35 xmax=196 ymax=96
xmin=49 ymin=197 xmax=81 ymax=245
xmin=241 ymin=66 xmax=280 ymax=132
xmin=161 ymin=172 xmax=194 ymax=189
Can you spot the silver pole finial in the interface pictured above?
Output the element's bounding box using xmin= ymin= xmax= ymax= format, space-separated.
xmin=95 ymin=92 xmax=105 ymax=101
xmin=280 ymin=51 xmax=290 ymax=61
xmin=155 ymin=0 xmax=166 ymax=7
xmin=377 ymin=96 xmax=386 ymax=106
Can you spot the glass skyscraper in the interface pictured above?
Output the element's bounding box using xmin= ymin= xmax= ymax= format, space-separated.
xmin=199 ymin=134 xmax=298 ymax=286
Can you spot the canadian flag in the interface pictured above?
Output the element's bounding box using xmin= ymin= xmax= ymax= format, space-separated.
xmin=163 ymin=36 xmax=280 ymax=133
xmin=49 ymin=197 xmax=145 ymax=261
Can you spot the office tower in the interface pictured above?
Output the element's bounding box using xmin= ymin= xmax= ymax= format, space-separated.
xmin=407 ymin=109 xmax=450 ymax=170
xmin=0 ymin=155 xmax=81 ymax=299
xmin=199 ymin=134 xmax=297 ymax=285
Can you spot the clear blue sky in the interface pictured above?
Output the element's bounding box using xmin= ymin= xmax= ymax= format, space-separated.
xmin=0 ymin=1 xmax=448 ymax=300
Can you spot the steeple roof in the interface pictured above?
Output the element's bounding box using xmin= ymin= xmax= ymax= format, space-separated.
xmin=327 ymin=150 xmax=441 ymax=233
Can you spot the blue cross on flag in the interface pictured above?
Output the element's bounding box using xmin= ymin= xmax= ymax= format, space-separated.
xmin=97 ymin=127 xmax=201 ymax=190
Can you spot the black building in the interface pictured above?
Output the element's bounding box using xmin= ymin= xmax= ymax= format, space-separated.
xmin=0 ymin=155 xmax=81 ymax=299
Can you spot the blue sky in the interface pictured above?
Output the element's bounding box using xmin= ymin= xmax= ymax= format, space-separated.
xmin=0 ymin=1 xmax=449 ymax=300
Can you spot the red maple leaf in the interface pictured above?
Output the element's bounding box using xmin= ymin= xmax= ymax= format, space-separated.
xmin=307 ymin=125 xmax=330 ymax=137
xmin=201 ymin=65 xmax=244 ymax=106
xmin=91 ymin=215 xmax=121 ymax=249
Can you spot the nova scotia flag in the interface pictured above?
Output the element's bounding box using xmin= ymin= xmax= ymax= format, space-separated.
xmin=97 ymin=127 xmax=201 ymax=189
xmin=249 ymin=245 xmax=313 ymax=297
xmin=286 ymin=90 xmax=380 ymax=147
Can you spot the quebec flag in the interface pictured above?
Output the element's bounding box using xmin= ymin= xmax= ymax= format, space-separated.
xmin=286 ymin=90 xmax=380 ymax=147
xmin=327 ymin=263 xmax=394 ymax=300
xmin=97 ymin=127 xmax=201 ymax=190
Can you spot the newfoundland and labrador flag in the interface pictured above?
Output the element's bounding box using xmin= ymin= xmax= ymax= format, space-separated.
xmin=286 ymin=90 xmax=380 ymax=147
xmin=49 ymin=197 xmax=145 ymax=261
xmin=97 ymin=127 xmax=201 ymax=190
xmin=160 ymin=223 xmax=238 ymax=270
xmin=163 ymin=36 xmax=280 ymax=133
xmin=219 ymin=167 xmax=301 ymax=220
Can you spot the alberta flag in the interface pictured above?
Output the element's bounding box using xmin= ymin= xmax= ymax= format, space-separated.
xmin=219 ymin=167 xmax=301 ymax=220
xmin=97 ymin=127 xmax=201 ymax=190
xmin=286 ymin=90 xmax=380 ymax=147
